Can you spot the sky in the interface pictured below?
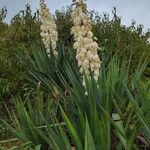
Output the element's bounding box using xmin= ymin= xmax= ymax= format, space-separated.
xmin=0 ymin=0 xmax=150 ymax=32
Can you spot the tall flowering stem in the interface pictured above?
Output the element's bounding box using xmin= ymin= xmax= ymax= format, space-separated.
xmin=39 ymin=0 xmax=58 ymax=58
xmin=71 ymin=0 xmax=101 ymax=86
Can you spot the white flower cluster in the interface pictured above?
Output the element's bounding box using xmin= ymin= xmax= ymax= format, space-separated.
xmin=71 ymin=0 xmax=101 ymax=86
xmin=40 ymin=0 xmax=58 ymax=57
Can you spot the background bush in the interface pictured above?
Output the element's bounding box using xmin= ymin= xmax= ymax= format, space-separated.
xmin=0 ymin=5 xmax=149 ymax=103
xmin=0 ymin=5 xmax=149 ymax=102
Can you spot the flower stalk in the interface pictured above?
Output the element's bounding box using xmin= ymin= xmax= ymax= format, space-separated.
xmin=71 ymin=0 xmax=101 ymax=86
xmin=39 ymin=0 xmax=58 ymax=58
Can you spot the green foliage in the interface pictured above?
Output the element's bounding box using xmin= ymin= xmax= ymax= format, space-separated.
xmin=0 ymin=5 xmax=149 ymax=102
xmin=92 ymin=8 xmax=150 ymax=74
xmin=0 ymin=5 xmax=41 ymax=102
xmin=1 ymin=88 xmax=59 ymax=149
xmin=2 ymin=46 xmax=149 ymax=149
xmin=55 ymin=7 xmax=73 ymax=42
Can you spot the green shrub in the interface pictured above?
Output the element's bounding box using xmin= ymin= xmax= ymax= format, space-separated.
xmin=0 ymin=5 xmax=149 ymax=102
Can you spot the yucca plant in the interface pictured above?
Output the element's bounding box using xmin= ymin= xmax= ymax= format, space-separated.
xmin=1 ymin=44 xmax=149 ymax=149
